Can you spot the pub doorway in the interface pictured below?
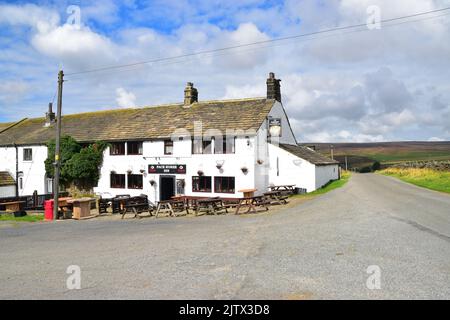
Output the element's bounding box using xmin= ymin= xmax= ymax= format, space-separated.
xmin=159 ymin=175 xmax=175 ymax=201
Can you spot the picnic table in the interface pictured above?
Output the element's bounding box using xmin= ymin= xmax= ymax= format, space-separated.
xmin=235 ymin=196 xmax=270 ymax=215
xmin=112 ymin=195 xmax=130 ymax=214
xmin=121 ymin=196 xmax=155 ymax=219
xmin=238 ymin=188 xmax=257 ymax=198
xmin=269 ymin=185 xmax=296 ymax=195
xmin=155 ymin=200 xmax=189 ymax=218
xmin=263 ymin=191 xmax=289 ymax=205
xmin=1 ymin=201 xmax=26 ymax=212
xmin=195 ymin=198 xmax=228 ymax=216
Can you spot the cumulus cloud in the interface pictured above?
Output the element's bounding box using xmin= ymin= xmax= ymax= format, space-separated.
xmin=31 ymin=24 xmax=117 ymax=70
xmin=0 ymin=1 xmax=449 ymax=142
xmin=116 ymin=87 xmax=136 ymax=108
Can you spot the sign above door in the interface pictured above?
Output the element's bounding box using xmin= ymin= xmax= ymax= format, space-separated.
xmin=148 ymin=164 xmax=186 ymax=174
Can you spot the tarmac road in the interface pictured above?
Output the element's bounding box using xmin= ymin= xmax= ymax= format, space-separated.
xmin=0 ymin=173 xmax=449 ymax=299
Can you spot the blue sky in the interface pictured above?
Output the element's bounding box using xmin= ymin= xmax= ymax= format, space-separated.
xmin=0 ymin=0 xmax=449 ymax=142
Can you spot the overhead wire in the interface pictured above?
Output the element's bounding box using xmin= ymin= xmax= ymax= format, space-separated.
xmin=64 ymin=7 xmax=450 ymax=78
xmin=65 ymin=10 xmax=450 ymax=82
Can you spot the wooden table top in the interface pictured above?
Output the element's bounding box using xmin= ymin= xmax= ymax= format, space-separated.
xmin=1 ymin=201 xmax=26 ymax=205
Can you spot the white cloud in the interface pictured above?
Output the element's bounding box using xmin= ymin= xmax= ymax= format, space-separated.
xmin=0 ymin=1 xmax=449 ymax=142
xmin=428 ymin=137 xmax=445 ymax=142
xmin=0 ymin=3 xmax=59 ymax=33
xmin=115 ymin=87 xmax=136 ymax=108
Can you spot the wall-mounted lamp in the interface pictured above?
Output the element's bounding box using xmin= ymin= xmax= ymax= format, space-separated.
xmin=216 ymin=160 xmax=225 ymax=169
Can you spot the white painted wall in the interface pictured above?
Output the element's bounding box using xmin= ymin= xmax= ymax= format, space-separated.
xmin=18 ymin=146 xmax=48 ymax=195
xmin=315 ymin=164 xmax=339 ymax=189
xmin=0 ymin=185 xmax=15 ymax=198
xmin=268 ymin=143 xmax=317 ymax=192
xmin=0 ymin=145 xmax=48 ymax=196
xmin=263 ymin=101 xmax=297 ymax=145
xmin=94 ymin=136 xmax=258 ymax=201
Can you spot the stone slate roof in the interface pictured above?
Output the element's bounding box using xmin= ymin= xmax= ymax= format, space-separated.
xmin=280 ymin=144 xmax=339 ymax=166
xmin=0 ymin=122 xmax=15 ymax=133
xmin=0 ymin=172 xmax=15 ymax=186
xmin=0 ymin=98 xmax=275 ymax=146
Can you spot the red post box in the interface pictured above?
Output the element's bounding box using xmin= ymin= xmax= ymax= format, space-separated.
xmin=44 ymin=200 xmax=54 ymax=221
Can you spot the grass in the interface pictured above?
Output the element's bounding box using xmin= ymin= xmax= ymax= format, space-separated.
xmin=293 ymin=171 xmax=351 ymax=198
xmin=0 ymin=213 xmax=45 ymax=222
xmin=379 ymin=168 xmax=450 ymax=194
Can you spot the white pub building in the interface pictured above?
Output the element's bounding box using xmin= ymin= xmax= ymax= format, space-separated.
xmin=0 ymin=73 xmax=339 ymax=202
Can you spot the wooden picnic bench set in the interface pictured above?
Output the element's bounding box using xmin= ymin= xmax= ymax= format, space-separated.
xmin=96 ymin=185 xmax=297 ymax=220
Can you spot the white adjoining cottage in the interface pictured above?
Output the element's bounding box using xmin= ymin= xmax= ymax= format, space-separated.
xmin=0 ymin=73 xmax=339 ymax=201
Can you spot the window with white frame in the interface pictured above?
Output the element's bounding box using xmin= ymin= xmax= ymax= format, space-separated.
xmin=23 ymin=148 xmax=32 ymax=161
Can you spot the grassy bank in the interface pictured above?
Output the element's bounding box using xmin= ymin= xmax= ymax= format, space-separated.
xmin=379 ymin=168 xmax=450 ymax=194
xmin=0 ymin=213 xmax=45 ymax=222
xmin=293 ymin=171 xmax=351 ymax=198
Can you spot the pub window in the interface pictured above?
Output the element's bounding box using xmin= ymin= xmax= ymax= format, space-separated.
xmin=127 ymin=174 xmax=143 ymax=189
xmin=127 ymin=141 xmax=143 ymax=155
xmin=202 ymin=139 xmax=212 ymax=154
xmin=110 ymin=173 xmax=126 ymax=189
xmin=192 ymin=138 xmax=202 ymax=154
xmin=192 ymin=138 xmax=213 ymax=154
xmin=192 ymin=176 xmax=212 ymax=192
xmin=214 ymin=177 xmax=235 ymax=193
xmin=23 ymin=148 xmax=32 ymax=161
xmin=214 ymin=137 xmax=236 ymax=154
xmin=176 ymin=179 xmax=185 ymax=195
xmin=164 ymin=140 xmax=173 ymax=155
xmin=110 ymin=142 xmax=125 ymax=156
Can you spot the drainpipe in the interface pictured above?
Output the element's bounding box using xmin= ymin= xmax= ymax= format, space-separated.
xmin=14 ymin=143 xmax=18 ymax=197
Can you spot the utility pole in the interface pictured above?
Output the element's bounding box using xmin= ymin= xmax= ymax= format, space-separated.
xmin=345 ymin=155 xmax=348 ymax=171
xmin=53 ymin=70 xmax=64 ymax=220
xmin=330 ymin=144 xmax=334 ymax=160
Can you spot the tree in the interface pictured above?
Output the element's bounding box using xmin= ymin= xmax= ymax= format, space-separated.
xmin=45 ymin=137 xmax=107 ymax=189
xmin=45 ymin=136 xmax=81 ymax=185
xmin=64 ymin=142 xmax=108 ymax=189
xmin=372 ymin=161 xmax=381 ymax=171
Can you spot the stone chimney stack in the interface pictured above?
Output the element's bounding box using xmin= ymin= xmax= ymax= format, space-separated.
xmin=45 ymin=102 xmax=56 ymax=126
xmin=266 ymin=72 xmax=281 ymax=103
xmin=184 ymin=82 xmax=198 ymax=106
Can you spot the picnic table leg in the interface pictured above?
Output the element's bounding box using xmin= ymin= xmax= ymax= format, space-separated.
xmin=235 ymin=203 xmax=242 ymax=215
xmin=133 ymin=207 xmax=139 ymax=219
xmin=168 ymin=203 xmax=175 ymax=217
xmin=155 ymin=203 xmax=161 ymax=218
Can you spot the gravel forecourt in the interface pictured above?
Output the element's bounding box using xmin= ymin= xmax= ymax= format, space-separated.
xmin=1 ymin=173 xmax=449 ymax=299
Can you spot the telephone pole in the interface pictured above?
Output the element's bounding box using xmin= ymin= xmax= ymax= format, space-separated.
xmin=53 ymin=70 xmax=64 ymax=220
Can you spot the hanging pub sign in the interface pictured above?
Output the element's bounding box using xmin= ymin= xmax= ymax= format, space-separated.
xmin=268 ymin=117 xmax=282 ymax=137
xmin=148 ymin=164 xmax=186 ymax=174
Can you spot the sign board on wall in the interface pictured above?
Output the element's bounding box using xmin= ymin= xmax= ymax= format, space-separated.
xmin=268 ymin=117 xmax=282 ymax=137
xmin=148 ymin=164 xmax=186 ymax=174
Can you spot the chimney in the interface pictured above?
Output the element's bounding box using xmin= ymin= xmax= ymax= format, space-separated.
xmin=184 ymin=82 xmax=198 ymax=106
xmin=266 ymin=72 xmax=281 ymax=103
xmin=45 ymin=103 xmax=56 ymax=126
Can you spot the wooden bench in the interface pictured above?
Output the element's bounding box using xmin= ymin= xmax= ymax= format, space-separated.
xmin=269 ymin=185 xmax=296 ymax=196
xmin=195 ymin=198 xmax=228 ymax=216
xmin=98 ymin=197 xmax=113 ymax=214
xmin=154 ymin=200 xmax=189 ymax=218
xmin=263 ymin=191 xmax=289 ymax=205
xmin=235 ymin=196 xmax=270 ymax=215
xmin=121 ymin=196 xmax=155 ymax=219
